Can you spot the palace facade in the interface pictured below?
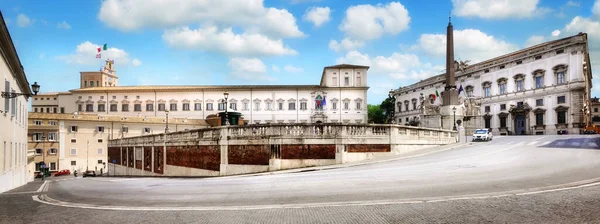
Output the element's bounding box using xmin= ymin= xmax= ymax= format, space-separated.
xmin=392 ymin=33 xmax=593 ymax=135
xmin=32 ymin=62 xmax=369 ymax=124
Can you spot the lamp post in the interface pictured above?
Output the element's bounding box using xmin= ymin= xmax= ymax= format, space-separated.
xmin=86 ymin=139 xmax=89 ymax=171
xmin=223 ymin=91 xmax=229 ymax=125
xmin=1 ymin=81 xmax=40 ymax=99
xmin=164 ymin=109 xmax=170 ymax=133
xmin=452 ymin=106 xmax=457 ymax=131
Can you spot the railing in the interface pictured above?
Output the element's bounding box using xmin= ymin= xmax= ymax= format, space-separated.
xmin=108 ymin=124 xmax=457 ymax=146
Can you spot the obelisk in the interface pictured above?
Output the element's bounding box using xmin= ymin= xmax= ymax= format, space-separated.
xmin=442 ymin=16 xmax=459 ymax=106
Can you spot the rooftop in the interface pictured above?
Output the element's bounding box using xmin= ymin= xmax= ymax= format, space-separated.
xmin=28 ymin=112 xmax=208 ymax=125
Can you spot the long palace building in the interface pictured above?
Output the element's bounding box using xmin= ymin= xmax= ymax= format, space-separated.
xmin=31 ymin=61 xmax=369 ymax=125
xmin=392 ymin=33 xmax=593 ymax=135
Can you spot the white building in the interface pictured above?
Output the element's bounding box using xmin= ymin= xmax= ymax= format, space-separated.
xmin=32 ymin=63 xmax=369 ymax=124
xmin=0 ymin=12 xmax=37 ymax=193
xmin=392 ymin=33 xmax=593 ymax=135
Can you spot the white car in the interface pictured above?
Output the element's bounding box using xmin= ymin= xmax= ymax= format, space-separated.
xmin=472 ymin=129 xmax=493 ymax=141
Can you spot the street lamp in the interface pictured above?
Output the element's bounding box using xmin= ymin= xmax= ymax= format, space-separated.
xmin=223 ymin=91 xmax=230 ymax=125
xmin=164 ymin=109 xmax=170 ymax=133
xmin=1 ymin=81 xmax=40 ymax=98
xmin=452 ymin=106 xmax=457 ymax=131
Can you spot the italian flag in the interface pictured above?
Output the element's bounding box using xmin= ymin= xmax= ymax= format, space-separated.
xmin=97 ymin=43 xmax=108 ymax=53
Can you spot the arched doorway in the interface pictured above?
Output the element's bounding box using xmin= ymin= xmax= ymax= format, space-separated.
xmin=515 ymin=115 xmax=526 ymax=135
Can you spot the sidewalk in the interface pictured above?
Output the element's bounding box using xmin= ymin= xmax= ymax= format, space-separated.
xmin=214 ymin=142 xmax=470 ymax=179
xmin=2 ymin=179 xmax=46 ymax=194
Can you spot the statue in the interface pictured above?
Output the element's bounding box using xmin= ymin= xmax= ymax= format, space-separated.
xmin=462 ymin=97 xmax=482 ymax=116
xmin=421 ymin=94 xmax=441 ymax=115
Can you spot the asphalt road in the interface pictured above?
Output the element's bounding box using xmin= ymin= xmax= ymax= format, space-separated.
xmin=2 ymin=135 xmax=600 ymax=223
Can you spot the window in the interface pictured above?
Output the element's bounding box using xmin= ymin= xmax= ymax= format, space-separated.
xmin=71 ymin=161 xmax=76 ymax=166
xmin=34 ymin=108 xmax=38 ymax=112
xmin=230 ymin=103 xmax=237 ymax=110
xmin=98 ymin=104 xmax=106 ymax=112
xmin=556 ymin=49 xmax=564 ymax=54
xmin=70 ymin=139 xmax=76 ymax=143
xmin=49 ymin=162 xmax=56 ymax=171
xmin=499 ymin=65 xmax=505 ymax=69
xmin=35 ymin=148 xmax=42 ymax=155
xmin=84 ymin=81 xmax=87 ymax=87
xmin=466 ymin=86 xmax=473 ymax=97
xmin=32 ymin=133 xmax=43 ymax=141
xmin=182 ymin=103 xmax=190 ymax=111
xmin=557 ymin=111 xmax=566 ymax=124
xmin=34 ymin=120 xmax=42 ymax=125
xmin=484 ymin=106 xmax=490 ymax=113
xmin=110 ymin=104 xmax=118 ymax=112
xmin=483 ymin=84 xmax=491 ymax=97
xmin=484 ymin=118 xmax=491 ymax=129
xmin=206 ymin=103 xmax=213 ymax=111
xmin=122 ymin=127 xmax=129 ymax=133
xmin=484 ymin=69 xmax=489 ymax=73
xmin=278 ymin=102 xmax=283 ymax=110
xmin=516 ymin=60 xmax=522 ymax=65
xmin=124 ymin=96 xmax=128 ymax=99
xmin=500 ymin=117 xmax=507 ymax=128
xmin=90 ymin=81 xmax=94 ymax=87
xmin=122 ymin=104 xmax=129 ymax=112
xmin=536 ymin=113 xmax=544 ymax=126
xmin=134 ymin=104 xmax=142 ymax=112
xmin=254 ymin=102 xmax=260 ymax=110
xmin=158 ymin=103 xmax=166 ymax=111
xmin=516 ymin=79 xmax=524 ymax=92
xmin=344 ymin=102 xmax=349 ymax=110
xmin=169 ymin=103 xmax=177 ymax=111
xmin=243 ymin=102 xmax=248 ymax=111
xmin=48 ymin=133 xmax=57 ymax=141
xmin=266 ymin=102 xmax=271 ymax=110
xmin=98 ymin=160 xmax=103 ymax=164
xmin=300 ymin=102 xmax=307 ymax=110
xmin=70 ymin=126 xmax=78 ymax=132
xmin=100 ymin=96 xmax=104 ymax=100
xmin=86 ymin=104 xmax=94 ymax=112
xmin=557 ymin=96 xmax=566 ymax=104
xmin=97 ymin=139 xmax=103 ymax=143
xmin=499 ymin=83 xmax=506 ymax=94
xmin=78 ymin=104 xmax=83 ymax=112
xmin=112 ymin=96 xmax=116 ymax=100
xmin=332 ymin=77 xmax=337 ymax=86
xmin=535 ymin=55 xmax=542 ymax=60
xmin=194 ymin=103 xmax=202 ymax=111
xmin=556 ymin=71 xmax=565 ymax=85
xmin=288 ymin=102 xmax=296 ymax=110
xmin=97 ymin=148 xmax=103 ymax=155
xmin=535 ymin=75 xmax=543 ymax=88
xmin=49 ymin=121 xmax=58 ymax=126
xmin=500 ymin=104 xmax=506 ymax=110
xmin=595 ymin=108 xmax=599 ymax=113
xmin=146 ymin=104 xmax=154 ymax=111
xmin=356 ymin=102 xmax=361 ymax=110
xmin=53 ymin=108 xmax=57 ymax=113
xmin=344 ymin=77 xmax=349 ymax=86
xmin=49 ymin=148 xmax=57 ymax=155
xmin=218 ymin=102 xmax=226 ymax=111
xmin=70 ymin=149 xmax=77 ymax=155
xmin=144 ymin=127 xmax=151 ymax=133
xmin=136 ymin=96 xmax=140 ymax=99
xmin=536 ymin=99 xmax=544 ymax=106
xmin=332 ymin=102 xmax=337 ymax=110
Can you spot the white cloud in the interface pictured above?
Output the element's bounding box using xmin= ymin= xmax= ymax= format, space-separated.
xmin=416 ymin=29 xmax=518 ymax=63
xmin=593 ymin=0 xmax=600 ymax=18
xmin=566 ymin=1 xmax=580 ymax=7
xmin=132 ymin=58 xmax=142 ymax=67
xmin=552 ymin=30 xmax=561 ymax=37
xmin=283 ymin=65 xmax=304 ymax=73
xmin=452 ymin=0 xmax=547 ymax=19
xmin=98 ymin=0 xmax=303 ymax=38
xmin=563 ymin=16 xmax=600 ymax=42
xmin=303 ymin=7 xmax=330 ymax=27
xmin=272 ymin=65 xmax=280 ymax=72
xmin=56 ymin=41 xmax=134 ymax=66
xmin=328 ymin=38 xmax=364 ymax=52
xmin=339 ymin=2 xmax=410 ymax=41
xmin=162 ymin=26 xmax=297 ymax=57
xmin=525 ymin=35 xmax=546 ymax=47
xmin=336 ymin=50 xmax=442 ymax=81
xmin=57 ymin=21 xmax=71 ymax=29
xmin=228 ymin=57 xmax=275 ymax=81
xmin=16 ymin=14 xmax=33 ymax=27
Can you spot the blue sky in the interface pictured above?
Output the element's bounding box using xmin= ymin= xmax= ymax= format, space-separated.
xmin=1 ymin=0 xmax=600 ymax=104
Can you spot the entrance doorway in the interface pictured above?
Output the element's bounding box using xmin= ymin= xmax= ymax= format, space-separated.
xmin=515 ymin=115 xmax=526 ymax=135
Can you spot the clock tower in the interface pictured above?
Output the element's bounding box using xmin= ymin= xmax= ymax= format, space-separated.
xmin=80 ymin=59 xmax=119 ymax=88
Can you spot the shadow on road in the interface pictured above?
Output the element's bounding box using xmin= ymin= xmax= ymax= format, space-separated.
xmin=540 ymin=137 xmax=600 ymax=150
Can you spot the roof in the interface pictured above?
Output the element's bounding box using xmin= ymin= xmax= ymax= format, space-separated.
xmin=63 ymin=85 xmax=367 ymax=94
xmin=28 ymin=112 xmax=207 ymax=125
xmin=320 ymin=64 xmax=370 ymax=86
xmin=0 ymin=11 xmax=32 ymax=96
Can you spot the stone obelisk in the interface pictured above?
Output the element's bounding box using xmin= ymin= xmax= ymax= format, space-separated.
xmin=442 ymin=17 xmax=459 ymax=106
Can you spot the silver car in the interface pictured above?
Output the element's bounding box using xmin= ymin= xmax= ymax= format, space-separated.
xmin=472 ymin=129 xmax=493 ymax=141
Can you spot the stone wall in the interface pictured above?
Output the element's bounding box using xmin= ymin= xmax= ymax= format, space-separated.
xmin=107 ymin=124 xmax=457 ymax=177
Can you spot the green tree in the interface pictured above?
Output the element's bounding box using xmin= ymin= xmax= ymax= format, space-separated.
xmin=368 ymin=104 xmax=386 ymax=124
xmin=380 ymin=96 xmax=395 ymax=123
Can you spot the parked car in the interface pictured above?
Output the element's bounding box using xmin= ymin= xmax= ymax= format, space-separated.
xmin=472 ymin=129 xmax=493 ymax=141
xmin=54 ymin=169 xmax=71 ymax=176
xmin=83 ymin=170 xmax=96 ymax=177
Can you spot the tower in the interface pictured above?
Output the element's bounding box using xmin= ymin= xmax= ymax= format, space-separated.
xmin=80 ymin=59 xmax=118 ymax=88
xmin=442 ymin=16 xmax=459 ymax=106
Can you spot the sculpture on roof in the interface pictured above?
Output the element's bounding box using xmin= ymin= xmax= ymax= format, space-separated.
xmin=420 ymin=94 xmax=441 ymax=115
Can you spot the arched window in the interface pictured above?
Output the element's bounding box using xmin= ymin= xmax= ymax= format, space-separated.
xmin=513 ymin=74 xmax=525 ymax=92
xmin=411 ymin=98 xmax=418 ymax=110
xmin=497 ymin=78 xmax=508 ymax=95
xmin=532 ymin=69 xmax=545 ymax=89
xmin=553 ymin=65 xmax=568 ymax=85
xmin=482 ymin=81 xmax=492 ymax=97
xmin=404 ymin=100 xmax=409 ymax=111
xmin=465 ymin=85 xmax=474 ymax=97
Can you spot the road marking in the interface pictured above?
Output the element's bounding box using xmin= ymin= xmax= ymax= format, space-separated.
xmin=542 ymin=141 xmax=551 ymax=146
xmin=526 ymin=141 xmax=538 ymax=146
xmin=32 ymin=177 xmax=600 ymax=211
xmin=36 ymin=181 xmax=48 ymax=193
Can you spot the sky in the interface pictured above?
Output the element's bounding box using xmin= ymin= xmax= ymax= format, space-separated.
xmin=1 ymin=0 xmax=600 ymax=104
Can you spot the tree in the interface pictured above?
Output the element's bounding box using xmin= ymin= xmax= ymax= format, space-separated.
xmin=368 ymin=104 xmax=386 ymax=124
xmin=380 ymin=96 xmax=395 ymax=123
